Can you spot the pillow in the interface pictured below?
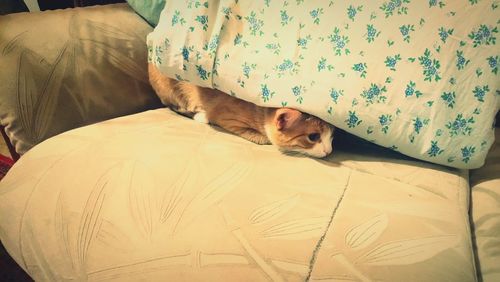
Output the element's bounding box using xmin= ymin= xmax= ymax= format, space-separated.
xmin=148 ymin=0 xmax=499 ymax=168
xmin=0 ymin=4 xmax=162 ymax=155
xmin=126 ymin=0 xmax=165 ymax=26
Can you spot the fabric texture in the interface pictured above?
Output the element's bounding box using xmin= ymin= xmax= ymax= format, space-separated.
xmin=470 ymin=129 xmax=500 ymax=282
xmin=0 ymin=3 xmax=163 ymax=155
xmin=126 ymin=0 xmax=166 ymax=26
xmin=148 ymin=0 xmax=499 ymax=169
xmin=0 ymin=109 xmax=477 ymax=281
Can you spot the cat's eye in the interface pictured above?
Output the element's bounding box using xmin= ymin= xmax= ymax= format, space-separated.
xmin=308 ymin=133 xmax=320 ymax=142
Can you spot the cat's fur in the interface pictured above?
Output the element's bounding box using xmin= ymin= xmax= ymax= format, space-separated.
xmin=149 ymin=64 xmax=334 ymax=158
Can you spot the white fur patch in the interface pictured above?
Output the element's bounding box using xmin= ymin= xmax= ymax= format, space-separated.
xmin=193 ymin=112 xmax=208 ymax=124
xmin=264 ymin=124 xmax=276 ymax=144
xmin=306 ymin=129 xmax=334 ymax=158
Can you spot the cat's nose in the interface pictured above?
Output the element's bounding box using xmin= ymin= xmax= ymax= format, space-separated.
xmin=323 ymin=142 xmax=333 ymax=155
xmin=318 ymin=148 xmax=331 ymax=158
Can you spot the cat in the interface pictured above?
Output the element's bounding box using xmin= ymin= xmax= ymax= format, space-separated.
xmin=148 ymin=64 xmax=335 ymax=158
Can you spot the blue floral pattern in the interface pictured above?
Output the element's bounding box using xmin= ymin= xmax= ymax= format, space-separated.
xmin=318 ymin=57 xmax=334 ymax=72
xmin=365 ymin=24 xmax=380 ymax=43
xmin=329 ymin=27 xmax=350 ymax=56
xmin=461 ymin=146 xmax=476 ymax=163
xmin=148 ymin=0 xmax=499 ymax=168
xmin=361 ymin=83 xmax=387 ymax=105
xmin=456 ymin=51 xmax=470 ymax=70
xmin=409 ymin=117 xmax=430 ymax=143
xmin=468 ymin=24 xmax=498 ymax=47
xmin=196 ymin=65 xmax=210 ymax=80
xmin=310 ymin=8 xmax=323 ymax=25
xmin=379 ymin=114 xmax=393 ymax=134
xmin=399 ymin=24 xmax=414 ymax=43
xmin=172 ymin=10 xmax=186 ymax=26
xmin=487 ymin=56 xmax=498 ymax=74
xmin=346 ymin=111 xmax=362 ymax=128
xmin=473 ymin=85 xmax=490 ymax=102
xmin=280 ymin=10 xmax=293 ymax=26
xmin=427 ymin=141 xmax=444 ymax=157
xmin=195 ymin=15 xmax=208 ymax=31
xmin=347 ymin=5 xmax=363 ymax=21
xmin=330 ymin=88 xmax=344 ymax=104
xmin=385 ymin=54 xmax=401 ymax=71
xmin=380 ymin=0 xmax=411 ymax=18
xmin=352 ymin=63 xmax=367 ymax=78
xmin=446 ymin=114 xmax=475 ymax=137
xmin=441 ymin=91 xmax=456 ymax=108
xmin=261 ymin=84 xmax=274 ymax=102
xmin=245 ymin=11 xmax=264 ymax=36
xmin=405 ymin=81 xmax=422 ymax=98
xmin=419 ymin=49 xmax=441 ymax=82
xmin=438 ymin=27 xmax=454 ymax=43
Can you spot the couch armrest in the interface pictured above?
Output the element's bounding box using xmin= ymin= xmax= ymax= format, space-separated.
xmin=0 ymin=3 xmax=162 ymax=156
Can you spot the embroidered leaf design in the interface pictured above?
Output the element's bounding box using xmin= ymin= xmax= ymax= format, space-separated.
xmin=127 ymin=161 xmax=165 ymax=239
xmin=176 ymin=160 xmax=251 ymax=232
xmin=345 ymin=214 xmax=388 ymax=250
xmin=272 ymin=259 xmax=309 ymax=275
xmin=87 ymin=254 xmax=192 ymax=280
xmin=16 ymin=50 xmax=51 ymax=142
xmin=33 ymin=44 xmax=71 ymax=141
xmin=159 ymin=161 xmax=198 ymax=224
xmin=76 ymin=20 xmax=148 ymax=83
xmin=261 ymin=217 xmax=329 ymax=240
xmin=357 ymin=235 xmax=460 ymax=265
xmin=200 ymin=253 xmax=250 ymax=267
xmin=77 ymin=163 xmax=119 ymax=263
xmin=249 ymin=195 xmax=300 ymax=225
xmin=78 ymin=19 xmax=137 ymax=41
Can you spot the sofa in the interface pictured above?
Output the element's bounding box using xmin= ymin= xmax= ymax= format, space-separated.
xmin=0 ymin=3 xmax=498 ymax=281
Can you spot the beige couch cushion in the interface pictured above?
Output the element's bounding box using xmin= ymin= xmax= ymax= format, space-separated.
xmin=0 ymin=4 xmax=162 ymax=155
xmin=0 ymin=109 xmax=477 ymax=281
xmin=470 ymin=129 xmax=500 ymax=282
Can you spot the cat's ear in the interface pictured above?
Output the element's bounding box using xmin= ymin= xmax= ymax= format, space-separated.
xmin=275 ymin=108 xmax=302 ymax=131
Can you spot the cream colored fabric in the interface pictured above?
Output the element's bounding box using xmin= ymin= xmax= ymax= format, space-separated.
xmin=470 ymin=129 xmax=500 ymax=282
xmin=0 ymin=4 xmax=162 ymax=155
xmin=0 ymin=109 xmax=476 ymax=281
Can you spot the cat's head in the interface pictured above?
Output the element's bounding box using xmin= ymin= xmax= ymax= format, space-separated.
xmin=265 ymin=108 xmax=335 ymax=158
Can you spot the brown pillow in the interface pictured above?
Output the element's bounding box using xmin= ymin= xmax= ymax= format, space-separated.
xmin=0 ymin=3 xmax=162 ymax=155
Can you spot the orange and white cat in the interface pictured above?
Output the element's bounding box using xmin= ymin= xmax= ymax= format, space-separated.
xmin=149 ymin=64 xmax=334 ymax=158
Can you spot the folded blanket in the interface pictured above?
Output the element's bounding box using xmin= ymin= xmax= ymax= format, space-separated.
xmin=147 ymin=0 xmax=499 ymax=168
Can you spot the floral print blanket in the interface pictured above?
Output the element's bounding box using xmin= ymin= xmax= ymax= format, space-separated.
xmin=147 ymin=0 xmax=499 ymax=168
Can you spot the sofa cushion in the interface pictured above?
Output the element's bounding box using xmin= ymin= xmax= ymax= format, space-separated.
xmin=470 ymin=129 xmax=500 ymax=282
xmin=0 ymin=3 xmax=162 ymax=155
xmin=0 ymin=109 xmax=477 ymax=281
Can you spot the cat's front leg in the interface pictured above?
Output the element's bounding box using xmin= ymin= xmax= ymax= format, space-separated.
xmin=231 ymin=127 xmax=271 ymax=145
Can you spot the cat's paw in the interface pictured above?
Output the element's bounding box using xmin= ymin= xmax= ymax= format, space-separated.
xmin=193 ymin=112 xmax=209 ymax=124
